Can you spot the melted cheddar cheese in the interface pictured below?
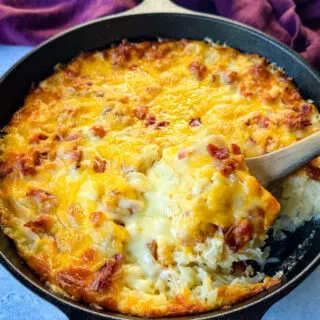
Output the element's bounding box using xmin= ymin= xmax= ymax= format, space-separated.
xmin=0 ymin=39 xmax=319 ymax=317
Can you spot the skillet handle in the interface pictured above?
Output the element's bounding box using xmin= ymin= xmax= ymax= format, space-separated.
xmin=114 ymin=0 xmax=195 ymax=16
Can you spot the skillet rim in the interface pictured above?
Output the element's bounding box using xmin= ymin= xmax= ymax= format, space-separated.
xmin=1 ymin=10 xmax=320 ymax=319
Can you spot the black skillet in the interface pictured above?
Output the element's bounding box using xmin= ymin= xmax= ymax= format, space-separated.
xmin=1 ymin=0 xmax=320 ymax=319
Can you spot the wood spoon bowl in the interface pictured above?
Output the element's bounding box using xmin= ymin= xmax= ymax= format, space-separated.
xmin=245 ymin=131 xmax=320 ymax=187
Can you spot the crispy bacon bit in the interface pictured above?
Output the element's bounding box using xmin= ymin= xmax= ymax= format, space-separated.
xmin=54 ymin=131 xmax=66 ymax=142
xmin=266 ymin=136 xmax=273 ymax=146
xmin=129 ymin=63 xmax=138 ymax=71
xmin=133 ymin=106 xmax=148 ymax=120
xmin=289 ymin=106 xmax=301 ymax=112
xmin=284 ymin=112 xmax=312 ymax=130
xmin=231 ymin=144 xmax=241 ymax=155
xmin=281 ymin=87 xmax=301 ymax=105
xmin=145 ymin=115 xmax=169 ymax=129
xmin=306 ymin=164 xmax=320 ymax=181
xmin=220 ymin=158 xmax=239 ymax=176
xmin=80 ymin=51 xmax=96 ymax=61
xmin=64 ymin=68 xmax=79 ymax=78
xmin=0 ymin=161 xmax=13 ymax=178
xmin=189 ymin=61 xmax=207 ymax=80
xmin=28 ymin=133 xmax=48 ymax=144
xmin=245 ymin=114 xmax=270 ymax=128
xmin=156 ymin=120 xmax=170 ymax=130
xmin=1 ymin=154 xmax=37 ymax=177
xmin=257 ymin=116 xmax=270 ymax=128
xmin=33 ymin=150 xmax=49 ymax=166
xmin=56 ymin=267 xmax=91 ymax=297
xmin=301 ymin=103 xmax=312 ymax=115
xmin=65 ymin=131 xmax=82 ymax=141
xmin=90 ymin=254 xmax=123 ymax=293
xmin=27 ymin=188 xmax=55 ymax=203
xmin=136 ymin=40 xmax=153 ymax=52
xmin=207 ymin=144 xmax=229 ymax=160
xmin=296 ymin=118 xmax=312 ymax=129
xmin=82 ymin=248 xmax=97 ymax=263
xmin=224 ymin=218 xmax=253 ymax=252
xmin=65 ymin=108 xmax=78 ymax=117
xmin=263 ymin=92 xmax=278 ymax=104
xmin=24 ymin=215 xmax=55 ymax=233
xmin=221 ymin=70 xmax=238 ymax=85
xmin=19 ymin=157 xmax=37 ymax=175
xmin=147 ymin=240 xmax=158 ymax=260
xmin=248 ymin=64 xmax=269 ymax=81
xmin=247 ymin=137 xmax=256 ymax=143
xmin=240 ymin=83 xmax=253 ymax=98
xmin=111 ymin=40 xmax=133 ymax=67
xmin=90 ymin=211 xmax=105 ymax=227
xmin=145 ymin=114 xmax=156 ymax=126
xmin=90 ymin=125 xmax=106 ymax=138
xmin=178 ymin=150 xmax=188 ymax=160
xmin=147 ymin=44 xmax=170 ymax=60
xmin=93 ymin=156 xmax=106 ymax=173
xmin=263 ymin=93 xmax=274 ymax=104
xmin=211 ymin=74 xmax=216 ymax=83
xmin=69 ymin=149 xmax=82 ymax=168
xmin=189 ymin=118 xmax=201 ymax=127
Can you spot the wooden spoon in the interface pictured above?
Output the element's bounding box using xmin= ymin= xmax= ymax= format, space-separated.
xmin=245 ymin=131 xmax=320 ymax=187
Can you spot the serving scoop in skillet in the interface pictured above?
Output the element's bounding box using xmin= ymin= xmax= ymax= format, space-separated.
xmin=246 ymin=131 xmax=320 ymax=187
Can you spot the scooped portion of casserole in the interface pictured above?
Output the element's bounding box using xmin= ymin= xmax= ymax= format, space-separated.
xmin=0 ymin=40 xmax=319 ymax=317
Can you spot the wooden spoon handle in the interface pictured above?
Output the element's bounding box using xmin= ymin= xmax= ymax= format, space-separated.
xmin=245 ymin=130 xmax=320 ymax=187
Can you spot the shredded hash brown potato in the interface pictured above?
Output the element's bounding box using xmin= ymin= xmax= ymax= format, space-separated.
xmin=0 ymin=39 xmax=320 ymax=317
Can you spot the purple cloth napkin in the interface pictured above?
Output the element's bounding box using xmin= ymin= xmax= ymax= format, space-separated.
xmin=0 ymin=0 xmax=320 ymax=69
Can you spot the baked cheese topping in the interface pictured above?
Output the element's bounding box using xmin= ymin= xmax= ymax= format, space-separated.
xmin=0 ymin=39 xmax=319 ymax=317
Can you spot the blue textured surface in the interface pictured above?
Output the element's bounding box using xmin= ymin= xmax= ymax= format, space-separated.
xmin=0 ymin=45 xmax=319 ymax=320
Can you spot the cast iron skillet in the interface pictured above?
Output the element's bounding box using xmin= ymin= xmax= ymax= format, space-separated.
xmin=1 ymin=0 xmax=320 ymax=319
